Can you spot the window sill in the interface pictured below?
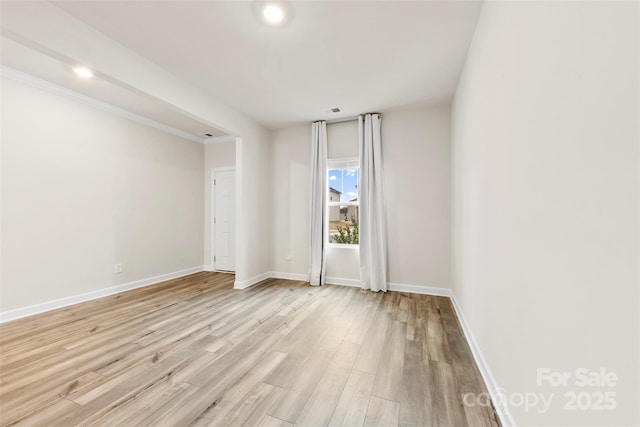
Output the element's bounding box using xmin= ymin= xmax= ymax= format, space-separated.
xmin=327 ymin=244 xmax=359 ymax=249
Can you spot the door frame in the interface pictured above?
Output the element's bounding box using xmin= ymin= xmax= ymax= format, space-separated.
xmin=211 ymin=166 xmax=236 ymax=272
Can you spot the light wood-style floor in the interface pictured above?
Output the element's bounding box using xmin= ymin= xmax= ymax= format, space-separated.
xmin=0 ymin=272 xmax=500 ymax=427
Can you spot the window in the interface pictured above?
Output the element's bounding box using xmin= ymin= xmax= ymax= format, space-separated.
xmin=327 ymin=158 xmax=359 ymax=245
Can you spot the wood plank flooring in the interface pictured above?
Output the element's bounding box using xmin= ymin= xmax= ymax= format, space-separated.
xmin=0 ymin=272 xmax=500 ymax=426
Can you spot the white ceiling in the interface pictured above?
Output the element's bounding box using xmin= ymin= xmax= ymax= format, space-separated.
xmin=0 ymin=36 xmax=228 ymax=139
xmin=50 ymin=0 xmax=483 ymax=129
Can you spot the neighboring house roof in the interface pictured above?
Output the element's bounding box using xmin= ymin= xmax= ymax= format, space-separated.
xmin=329 ymin=187 xmax=341 ymax=195
xmin=350 ymin=198 xmax=358 ymax=202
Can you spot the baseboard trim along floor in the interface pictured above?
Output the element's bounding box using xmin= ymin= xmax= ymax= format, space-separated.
xmin=0 ymin=266 xmax=205 ymax=323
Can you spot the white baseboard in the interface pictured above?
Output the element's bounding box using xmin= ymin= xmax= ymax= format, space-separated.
xmin=203 ymin=264 xmax=214 ymax=272
xmin=325 ymin=276 xmax=361 ymax=287
xmin=233 ymin=272 xmax=271 ymax=290
xmin=0 ymin=266 xmax=205 ymax=323
xmin=449 ymin=293 xmax=515 ymax=427
xmin=269 ymin=271 xmax=309 ymax=282
xmin=323 ymin=277 xmax=452 ymax=297
xmin=388 ymin=282 xmax=452 ymax=297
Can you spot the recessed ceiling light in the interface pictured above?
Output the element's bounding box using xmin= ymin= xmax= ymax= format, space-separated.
xmin=73 ymin=66 xmax=94 ymax=79
xmin=263 ymin=3 xmax=285 ymax=25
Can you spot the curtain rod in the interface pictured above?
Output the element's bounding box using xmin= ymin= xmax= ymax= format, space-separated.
xmin=326 ymin=116 xmax=358 ymax=124
xmin=324 ymin=112 xmax=381 ymax=125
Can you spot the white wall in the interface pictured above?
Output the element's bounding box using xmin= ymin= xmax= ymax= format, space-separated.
xmin=1 ymin=77 xmax=204 ymax=312
xmin=204 ymin=140 xmax=235 ymax=268
xmin=270 ymin=125 xmax=311 ymax=277
xmin=270 ymin=106 xmax=451 ymax=289
xmin=2 ymin=2 xmax=272 ymax=287
xmin=451 ymin=2 xmax=639 ymax=425
xmin=384 ymin=107 xmax=451 ymax=288
xmin=205 ymin=140 xmax=236 ymax=168
xmin=236 ymin=129 xmax=272 ymax=284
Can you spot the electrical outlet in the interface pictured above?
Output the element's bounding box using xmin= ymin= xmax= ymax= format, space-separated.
xmin=114 ymin=263 xmax=123 ymax=274
xmin=286 ymin=255 xmax=293 ymax=262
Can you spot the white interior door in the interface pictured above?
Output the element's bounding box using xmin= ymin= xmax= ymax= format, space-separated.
xmin=213 ymin=169 xmax=235 ymax=272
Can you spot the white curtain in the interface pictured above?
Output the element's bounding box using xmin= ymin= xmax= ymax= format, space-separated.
xmin=309 ymin=121 xmax=328 ymax=286
xmin=359 ymin=113 xmax=387 ymax=292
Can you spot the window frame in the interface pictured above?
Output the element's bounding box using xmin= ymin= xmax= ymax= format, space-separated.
xmin=326 ymin=157 xmax=360 ymax=249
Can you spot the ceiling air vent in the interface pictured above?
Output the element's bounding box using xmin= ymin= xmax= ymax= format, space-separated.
xmin=331 ymin=107 xmax=341 ymax=113
xmin=203 ymin=133 xmax=213 ymax=137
